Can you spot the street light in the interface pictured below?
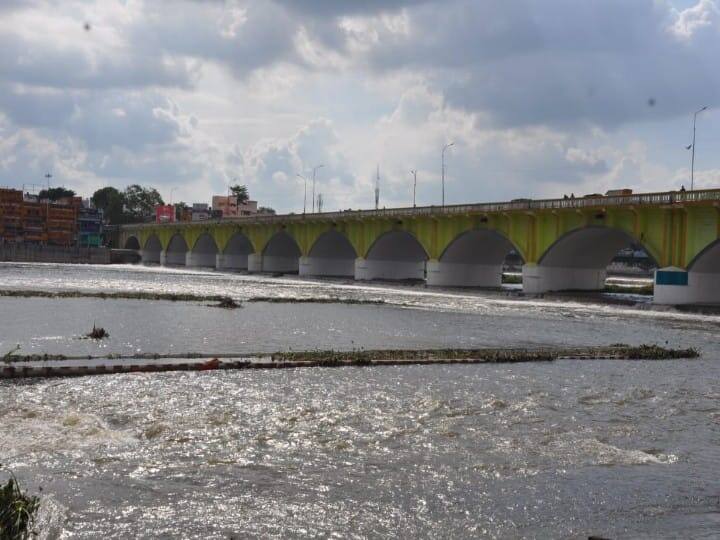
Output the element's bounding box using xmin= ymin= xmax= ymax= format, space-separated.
xmin=169 ymin=187 xmax=177 ymax=205
xmin=311 ymin=164 xmax=324 ymax=213
xmin=687 ymin=106 xmax=708 ymax=191
xmin=296 ymin=173 xmax=308 ymax=214
xmin=410 ymin=169 xmax=418 ymax=207
xmin=441 ymin=142 xmax=454 ymax=206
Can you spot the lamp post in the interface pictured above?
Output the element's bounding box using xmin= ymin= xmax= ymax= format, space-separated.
xmin=687 ymin=106 xmax=708 ymax=191
xmin=169 ymin=187 xmax=177 ymax=205
xmin=410 ymin=169 xmax=417 ymax=207
xmin=296 ymin=173 xmax=308 ymax=214
xmin=312 ymin=164 xmax=324 ymax=213
xmin=441 ymin=142 xmax=454 ymax=206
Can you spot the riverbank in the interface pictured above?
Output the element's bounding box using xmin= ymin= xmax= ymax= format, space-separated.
xmin=0 ymin=344 xmax=699 ymax=379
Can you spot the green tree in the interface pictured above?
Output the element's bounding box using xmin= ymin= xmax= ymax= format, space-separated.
xmin=229 ymin=184 xmax=249 ymax=204
xmin=123 ymin=185 xmax=164 ymax=222
xmin=38 ymin=187 xmax=75 ymax=201
xmin=174 ymin=202 xmax=189 ymax=221
xmin=258 ymin=206 xmax=276 ymax=215
xmin=91 ymin=186 xmax=126 ymax=225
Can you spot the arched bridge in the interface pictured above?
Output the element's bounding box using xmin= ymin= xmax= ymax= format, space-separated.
xmin=119 ymin=189 xmax=720 ymax=305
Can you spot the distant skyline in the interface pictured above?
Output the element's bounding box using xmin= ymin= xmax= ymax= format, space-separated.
xmin=0 ymin=0 xmax=718 ymax=212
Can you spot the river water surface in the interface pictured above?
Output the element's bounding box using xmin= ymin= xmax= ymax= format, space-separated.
xmin=1 ymin=263 xmax=719 ymax=538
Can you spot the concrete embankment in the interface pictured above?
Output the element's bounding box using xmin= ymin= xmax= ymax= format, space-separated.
xmin=0 ymin=345 xmax=699 ymax=379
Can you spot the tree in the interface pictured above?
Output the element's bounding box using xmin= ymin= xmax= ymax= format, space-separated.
xmin=38 ymin=187 xmax=75 ymax=201
xmin=123 ymin=184 xmax=164 ymax=222
xmin=229 ymin=184 xmax=249 ymax=204
xmin=258 ymin=206 xmax=276 ymax=215
xmin=174 ymin=202 xmax=189 ymax=221
xmin=91 ymin=186 xmax=126 ymax=224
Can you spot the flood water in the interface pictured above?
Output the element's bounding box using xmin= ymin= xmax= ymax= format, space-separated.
xmin=1 ymin=262 xmax=719 ymax=539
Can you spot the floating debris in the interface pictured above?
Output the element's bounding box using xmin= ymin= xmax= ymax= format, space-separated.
xmin=86 ymin=324 xmax=109 ymax=340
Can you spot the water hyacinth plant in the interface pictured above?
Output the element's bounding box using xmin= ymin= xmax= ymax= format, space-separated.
xmin=0 ymin=465 xmax=40 ymax=540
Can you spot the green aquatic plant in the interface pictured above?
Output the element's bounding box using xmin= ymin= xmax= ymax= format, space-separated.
xmin=0 ymin=465 xmax=40 ymax=540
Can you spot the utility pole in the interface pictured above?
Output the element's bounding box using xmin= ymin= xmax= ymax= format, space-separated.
xmin=312 ymin=164 xmax=324 ymax=213
xmin=688 ymin=106 xmax=708 ymax=191
xmin=441 ymin=142 xmax=454 ymax=206
xmin=375 ymin=165 xmax=380 ymax=210
xmin=44 ymin=172 xmax=52 ymax=218
xmin=410 ymin=169 xmax=417 ymax=207
xmin=317 ymin=193 xmax=324 ymax=213
xmin=296 ymin=174 xmax=308 ymax=214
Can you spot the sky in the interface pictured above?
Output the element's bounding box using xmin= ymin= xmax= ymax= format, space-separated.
xmin=0 ymin=0 xmax=718 ymax=213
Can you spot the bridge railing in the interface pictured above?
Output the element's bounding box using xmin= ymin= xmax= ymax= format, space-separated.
xmin=120 ymin=188 xmax=720 ymax=230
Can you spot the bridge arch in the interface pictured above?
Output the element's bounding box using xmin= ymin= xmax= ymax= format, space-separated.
xmin=428 ymin=229 xmax=521 ymax=287
xmin=524 ymin=226 xmax=655 ymax=293
xmin=142 ymin=234 xmax=162 ymax=264
xmin=357 ymin=230 xmax=428 ymax=281
xmin=165 ymin=234 xmax=189 ymax=266
xmin=261 ymin=230 xmax=301 ymax=273
xmin=124 ymin=236 xmax=141 ymax=250
xmin=687 ymin=239 xmax=720 ymax=273
xmin=218 ymin=232 xmax=254 ymax=271
xmin=300 ymin=230 xmax=357 ymax=277
xmin=187 ymin=233 xmax=219 ymax=268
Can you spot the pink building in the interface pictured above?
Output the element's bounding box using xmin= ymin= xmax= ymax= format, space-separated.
xmin=155 ymin=204 xmax=176 ymax=223
xmin=212 ymin=196 xmax=258 ymax=217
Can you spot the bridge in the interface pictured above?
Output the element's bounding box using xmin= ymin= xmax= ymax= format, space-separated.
xmin=119 ymin=189 xmax=720 ymax=305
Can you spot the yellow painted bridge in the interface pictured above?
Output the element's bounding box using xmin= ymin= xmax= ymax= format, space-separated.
xmin=119 ymin=189 xmax=720 ymax=304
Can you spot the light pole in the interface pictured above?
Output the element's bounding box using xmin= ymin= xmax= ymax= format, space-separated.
xmin=169 ymin=187 xmax=177 ymax=205
xmin=312 ymin=164 xmax=324 ymax=213
xmin=687 ymin=106 xmax=708 ymax=191
xmin=296 ymin=173 xmax=308 ymax=214
xmin=410 ymin=169 xmax=417 ymax=207
xmin=441 ymin=142 xmax=454 ymax=206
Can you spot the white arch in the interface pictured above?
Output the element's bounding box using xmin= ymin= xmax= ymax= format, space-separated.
xmin=141 ymin=235 xmax=162 ymax=264
xmin=165 ymin=234 xmax=188 ymax=266
xmin=524 ymin=226 xmax=646 ymax=293
xmin=428 ymin=229 xmax=519 ymax=287
xmin=187 ymin=233 xmax=219 ymax=268
xmin=300 ymin=230 xmax=357 ymax=277
xmin=218 ymin=233 xmax=254 ymax=271
xmin=356 ymin=230 xmax=427 ymax=281
xmin=260 ymin=231 xmax=301 ymax=273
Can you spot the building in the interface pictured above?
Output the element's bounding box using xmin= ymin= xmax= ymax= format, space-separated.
xmin=0 ymin=188 xmax=81 ymax=246
xmin=212 ymin=195 xmax=258 ymax=218
xmin=191 ymin=203 xmax=211 ymax=221
xmin=155 ymin=204 xmax=176 ymax=224
xmin=0 ymin=188 xmax=23 ymax=243
xmin=78 ymin=202 xmax=104 ymax=247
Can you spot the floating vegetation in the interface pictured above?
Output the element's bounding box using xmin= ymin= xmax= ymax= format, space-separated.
xmin=2 ymin=346 xmax=21 ymax=363
xmin=0 ymin=465 xmax=40 ymax=540
xmin=246 ymin=296 xmax=385 ymax=305
xmin=0 ymin=288 xmax=231 ymax=304
xmin=210 ymin=297 xmax=242 ymax=309
xmin=86 ymin=324 xmax=109 ymax=340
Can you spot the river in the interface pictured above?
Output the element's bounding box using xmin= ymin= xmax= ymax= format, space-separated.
xmin=1 ymin=262 xmax=719 ymax=539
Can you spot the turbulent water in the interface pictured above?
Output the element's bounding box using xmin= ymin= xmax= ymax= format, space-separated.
xmin=1 ymin=262 xmax=719 ymax=539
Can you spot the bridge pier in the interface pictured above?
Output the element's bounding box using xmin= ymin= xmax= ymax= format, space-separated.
xmin=522 ymin=264 xmax=606 ymax=293
xmin=216 ymin=253 xmax=248 ymax=271
xmin=354 ymin=257 xmax=426 ymax=281
xmin=159 ymin=250 xmax=168 ymax=266
xmin=247 ymin=253 xmax=298 ymax=273
xmin=299 ymin=256 xmax=355 ymax=277
xmin=653 ymin=267 xmax=720 ymax=304
xmin=426 ymin=260 xmax=503 ymax=287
